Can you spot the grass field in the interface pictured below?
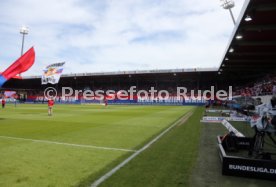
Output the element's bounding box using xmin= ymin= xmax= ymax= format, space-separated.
xmin=0 ymin=104 xmax=194 ymax=187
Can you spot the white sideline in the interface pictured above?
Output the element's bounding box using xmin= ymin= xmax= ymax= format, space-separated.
xmin=0 ymin=135 xmax=136 ymax=152
xmin=91 ymin=112 xmax=193 ymax=187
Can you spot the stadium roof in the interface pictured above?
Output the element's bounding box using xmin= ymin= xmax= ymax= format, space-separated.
xmin=218 ymin=0 xmax=276 ymax=78
xmin=22 ymin=67 xmax=217 ymax=79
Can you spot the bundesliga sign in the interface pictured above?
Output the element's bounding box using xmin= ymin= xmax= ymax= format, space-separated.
xmin=42 ymin=62 xmax=65 ymax=85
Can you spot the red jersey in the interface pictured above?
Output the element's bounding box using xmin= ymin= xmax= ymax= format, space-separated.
xmin=48 ymin=99 xmax=54 ymax=107
xmin=2 ymin=99 xmax=5 ymax=104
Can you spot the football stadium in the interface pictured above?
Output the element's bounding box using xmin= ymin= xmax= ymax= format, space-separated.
xmin=0 ymin=0 xmax=276 ymax=187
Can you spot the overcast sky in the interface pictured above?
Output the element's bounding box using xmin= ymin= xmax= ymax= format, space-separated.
xmin=0 ymin=0 xmax=244 ymax=75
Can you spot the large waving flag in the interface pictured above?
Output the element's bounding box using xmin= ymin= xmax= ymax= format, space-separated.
xmin=0 ymin=47 xmax=35 ymax=87
xmin=41 ymin=62 xmax=65 ymax=84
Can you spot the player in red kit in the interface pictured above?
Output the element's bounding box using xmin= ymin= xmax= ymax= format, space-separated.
xmin=48 ymin=98 xmax=55 ymax=116
xmin=2 ymin=98 xmax=6 ymax=109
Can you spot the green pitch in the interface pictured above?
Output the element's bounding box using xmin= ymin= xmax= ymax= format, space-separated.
xmin=0 ymin=104 xmax=194 ymax=187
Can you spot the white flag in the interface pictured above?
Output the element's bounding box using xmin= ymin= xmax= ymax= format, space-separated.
xmin=41 ymin=62 xmax=65 ymax=85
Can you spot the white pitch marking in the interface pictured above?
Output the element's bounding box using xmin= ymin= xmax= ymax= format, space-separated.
xmin=0 ymin=135 xmax=136 ymax=152
xmin=90 ymin=111 xmax=193 ymax=187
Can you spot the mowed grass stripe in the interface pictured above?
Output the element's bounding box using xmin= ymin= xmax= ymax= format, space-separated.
xmin=0 ymin=139 xmax=126 ymax=187
xmin=0 ymin=105 xmax=193 ymax=149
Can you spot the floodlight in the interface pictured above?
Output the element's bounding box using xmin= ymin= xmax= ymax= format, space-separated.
xmin=245 ymin=15 xmax=252 ymax=22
